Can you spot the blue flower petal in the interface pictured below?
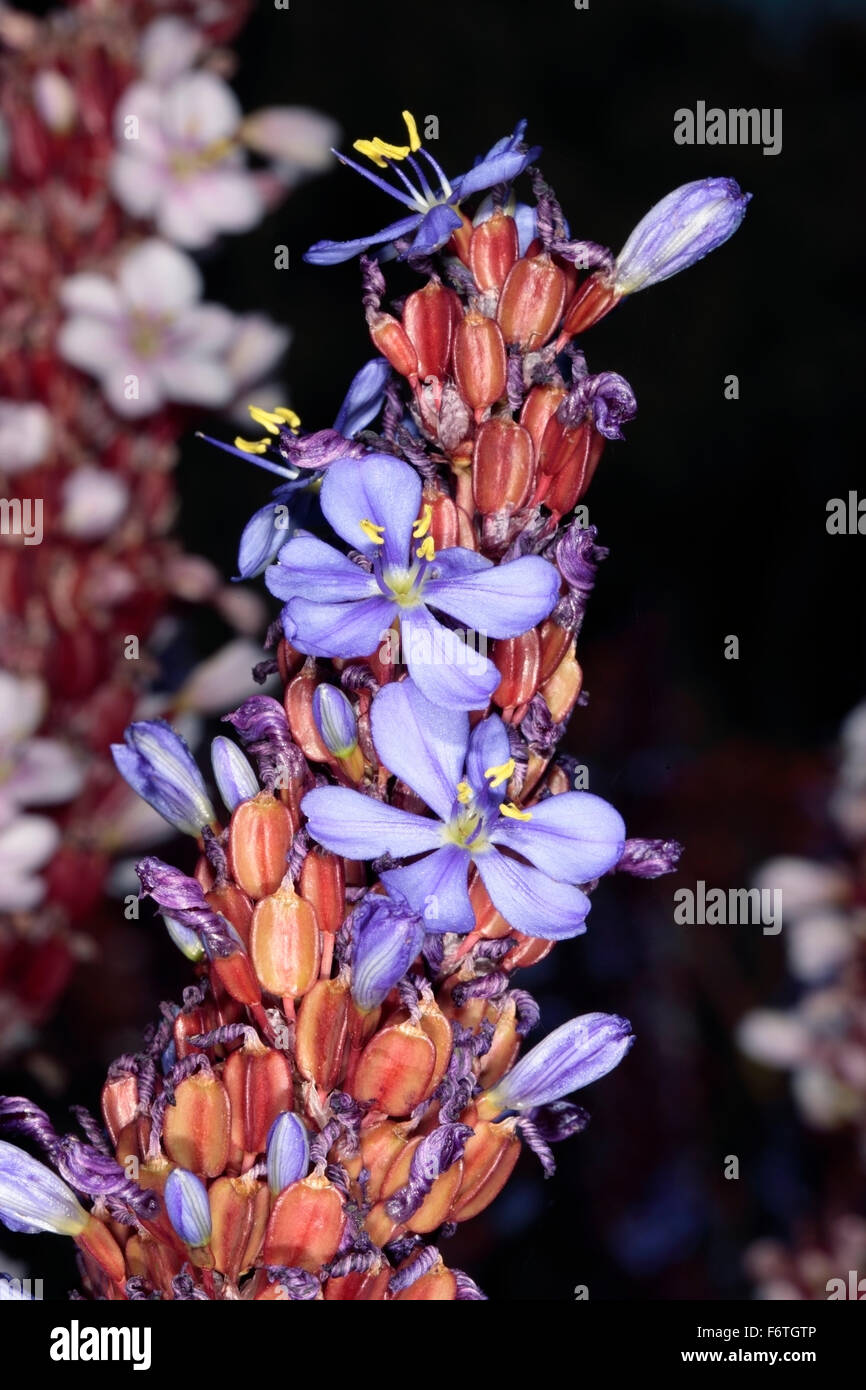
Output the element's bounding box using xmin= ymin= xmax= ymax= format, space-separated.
xmin=370 ymin=679 xmax=468 ymax=822
xmin=490 ymin=791 xmax=626 ymax=884
xmin=406 ymin=203 xmax=463 ymax=258
xmin=283 ymin=594 xmax=396 ymax=660
xmin=237 ymin=500 xmax=294 ymax=579
xmin=428 ymin=546 xmax=493 ymax=581
xmin=425 ymin=555 xmax=560 ymax=639
xmin=454 ymin=146 xmax=535 ymax=201
xmin=383 ymin=844 xmax=474 ymax=934
xmin=401 ymin=606 xmax=500 ymax=711
xmin=302 ymin=785 xmax=441 ymax=859
xmin=266 ymin=535 xmax=378 ymax=604
xmin=476 ymin=850 xmax=592 ymax=939
xmin=304 ymin=212 xmax=423 ymax=266
xmin=320 ymin=454 xmax=421 ymax=567
xmin=333 ymin=357 xmax=391 ymax=437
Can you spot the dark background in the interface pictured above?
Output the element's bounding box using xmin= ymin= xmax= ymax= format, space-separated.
xmin=4 ymin=0 xmax=866 ymax=1299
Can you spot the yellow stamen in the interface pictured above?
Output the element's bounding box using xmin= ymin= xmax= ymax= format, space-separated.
xmin=485 ymin=758 xmax=516 ymax=789
xmin=456 ymin=781 xmax=473 ymax=804
xmin=247 ymin=404 xmax=302 ymax=434
xmin=402 ymin=111 xmax=422 ymax=152
xmin=500 ymin=801 xmax=532 ymax=821
xmin=412 ymin=504 xmax=433 ymax=539
xmin=353 ymin=112 xmax=422 ymax=168
xmin=234 ymin=436 xmax=271 ymax=455
xmin=360 ymin=519 xmax=386 ymax=545
xmin=415 ymin=535 xmax=435 ymax=562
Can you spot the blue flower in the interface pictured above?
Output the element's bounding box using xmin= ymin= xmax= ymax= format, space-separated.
xmin=304 ymin=112 xmax=539 ymax=266
xmin=301 ymin=680 xmax=626 ymax=939
xmin=486 ymin=1012 xmax=635 ymax=1112
xmin=266 ymin=452 xmax=560 ymax=710
xmin=111 ymin=720 xmax=215 ymax=837
xmin=613 ymin=177 xmax=751 ymax=295
xmin=0 ymin=1140 xmax=88 ymax=1236
xmin=210 ymin=735 xmax=260 ymax=812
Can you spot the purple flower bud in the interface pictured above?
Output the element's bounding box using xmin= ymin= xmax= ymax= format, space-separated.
xmin=488 ymin=1012 xmax=634 ymax=1112
xmin=111 ymin=720 xmax=215 ymax=837
xmin=266 ymin=1113 xmax=310 ymax=1195
xmin=614 ymin=177 xmax=751 ymax=295
xmin=350 ymin=894 xmax=426 ymax=1012
xmin=164 ymin=1168 xmax=212 ymax=1248
xmin=211 ymin=736 xmax=260 ymax=812
xmin=333 ymin=356 xmax=390 ymax=437
xmin=0 ymin=1140 xmax=88 ymax=1236
xmin=615 ymin=838 xmax=684 ymax=878
xmin=312 ymin=685 xmax=358 ymax=759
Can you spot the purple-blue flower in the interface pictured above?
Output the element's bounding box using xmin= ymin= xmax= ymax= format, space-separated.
xmin=301 ymin=680 xmax=626 ymax=939
xmin=0 ymin=1139 xmax=88 ymax=1236
xmin=486 ymin=1012 xmax=635 ymax=1112
xmin=613 ymin=177 xmax=751 ymax=295
xmin=349 ymin=893 xmax=426 ymax=1011
xmin=228 ymin=356 xmax=391 ymax=580
xmin=304 ymin=112 xmax=539 ymax=266
xmin=266 ymin=1113 xmax=310 ymax=1195
xmin=164 ymin=1168 xmax=212 ymax=1248
xmin=266 ymin=453 xmax=560 ymax=710
xmin=111 ymin=720 xmax=215 ymax=836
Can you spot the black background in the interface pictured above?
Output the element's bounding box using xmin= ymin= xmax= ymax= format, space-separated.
xmin=3 ymin=0 xmax=865 ymax=1300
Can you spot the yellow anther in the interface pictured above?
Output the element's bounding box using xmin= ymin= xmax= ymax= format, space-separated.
xmin=485 ymin=758 xmax=516 ymax=789
xmin=415 ymin=535 xmax=435 ymax=562
xmin=353 ymin=112 xmax=421 ymax=168
xmin=456 ymin=781 xmax=473 ymax=804
xmin=401 ymin=110 xmax=422 ymax=152
xmin=233 ymin=435 xmax=271 ymax=455
xmin=500 ymin=801 xmax=532 ymax=822
xmin=359 ymin=518 xmax=386 ymax=545
xmin=248 ymin=405 xmax=302 ymax=435
xmin=412 ymin=504 xmax=433 ymax=539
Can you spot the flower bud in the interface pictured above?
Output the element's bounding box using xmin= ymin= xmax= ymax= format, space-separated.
xmin=162 ymin=912 xmax=206 ymax=962
xmin=0 ymin=1141 xmax=88 ymax=1237
xmin=111 ymin=720 xmax=215 ymax=837
xmin=312 ymin=684 xmax=364 ymax=781
xmin=453 ymin=312 xmax=507 ymax=417
xmin=350 ymin=895 xmax=425 ymax=1012
xmin=480 ymin=1012 xmax=634 ymax=1116
xmin=469 ymin=211 xmax=519 ymax=292
xmin=250 ymin=886 xmax=321 ymax=998
xmin=266 ymin=1113 xmax=311 ymax=1194
xmin=227 ymin=792 xmax=293 ymax=900
xmin=472 ymin=417 xmax=534 ymax=514
xmin=164 ymin=1167 xmax=212 ymax=1249
xmin=211 ymin=736 xmax=259 ymax=812
xmin=402 ymin=279 xmax=462 ymax=380
xmin=496 ymin=254 xmax=566 ymax=350
xmin=613 ymin=177 xmax=751 ymax=295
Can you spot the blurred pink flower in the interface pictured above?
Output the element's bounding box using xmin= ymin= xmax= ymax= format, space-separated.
xmin=57 ymin=239 xmax=236 ymax=418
